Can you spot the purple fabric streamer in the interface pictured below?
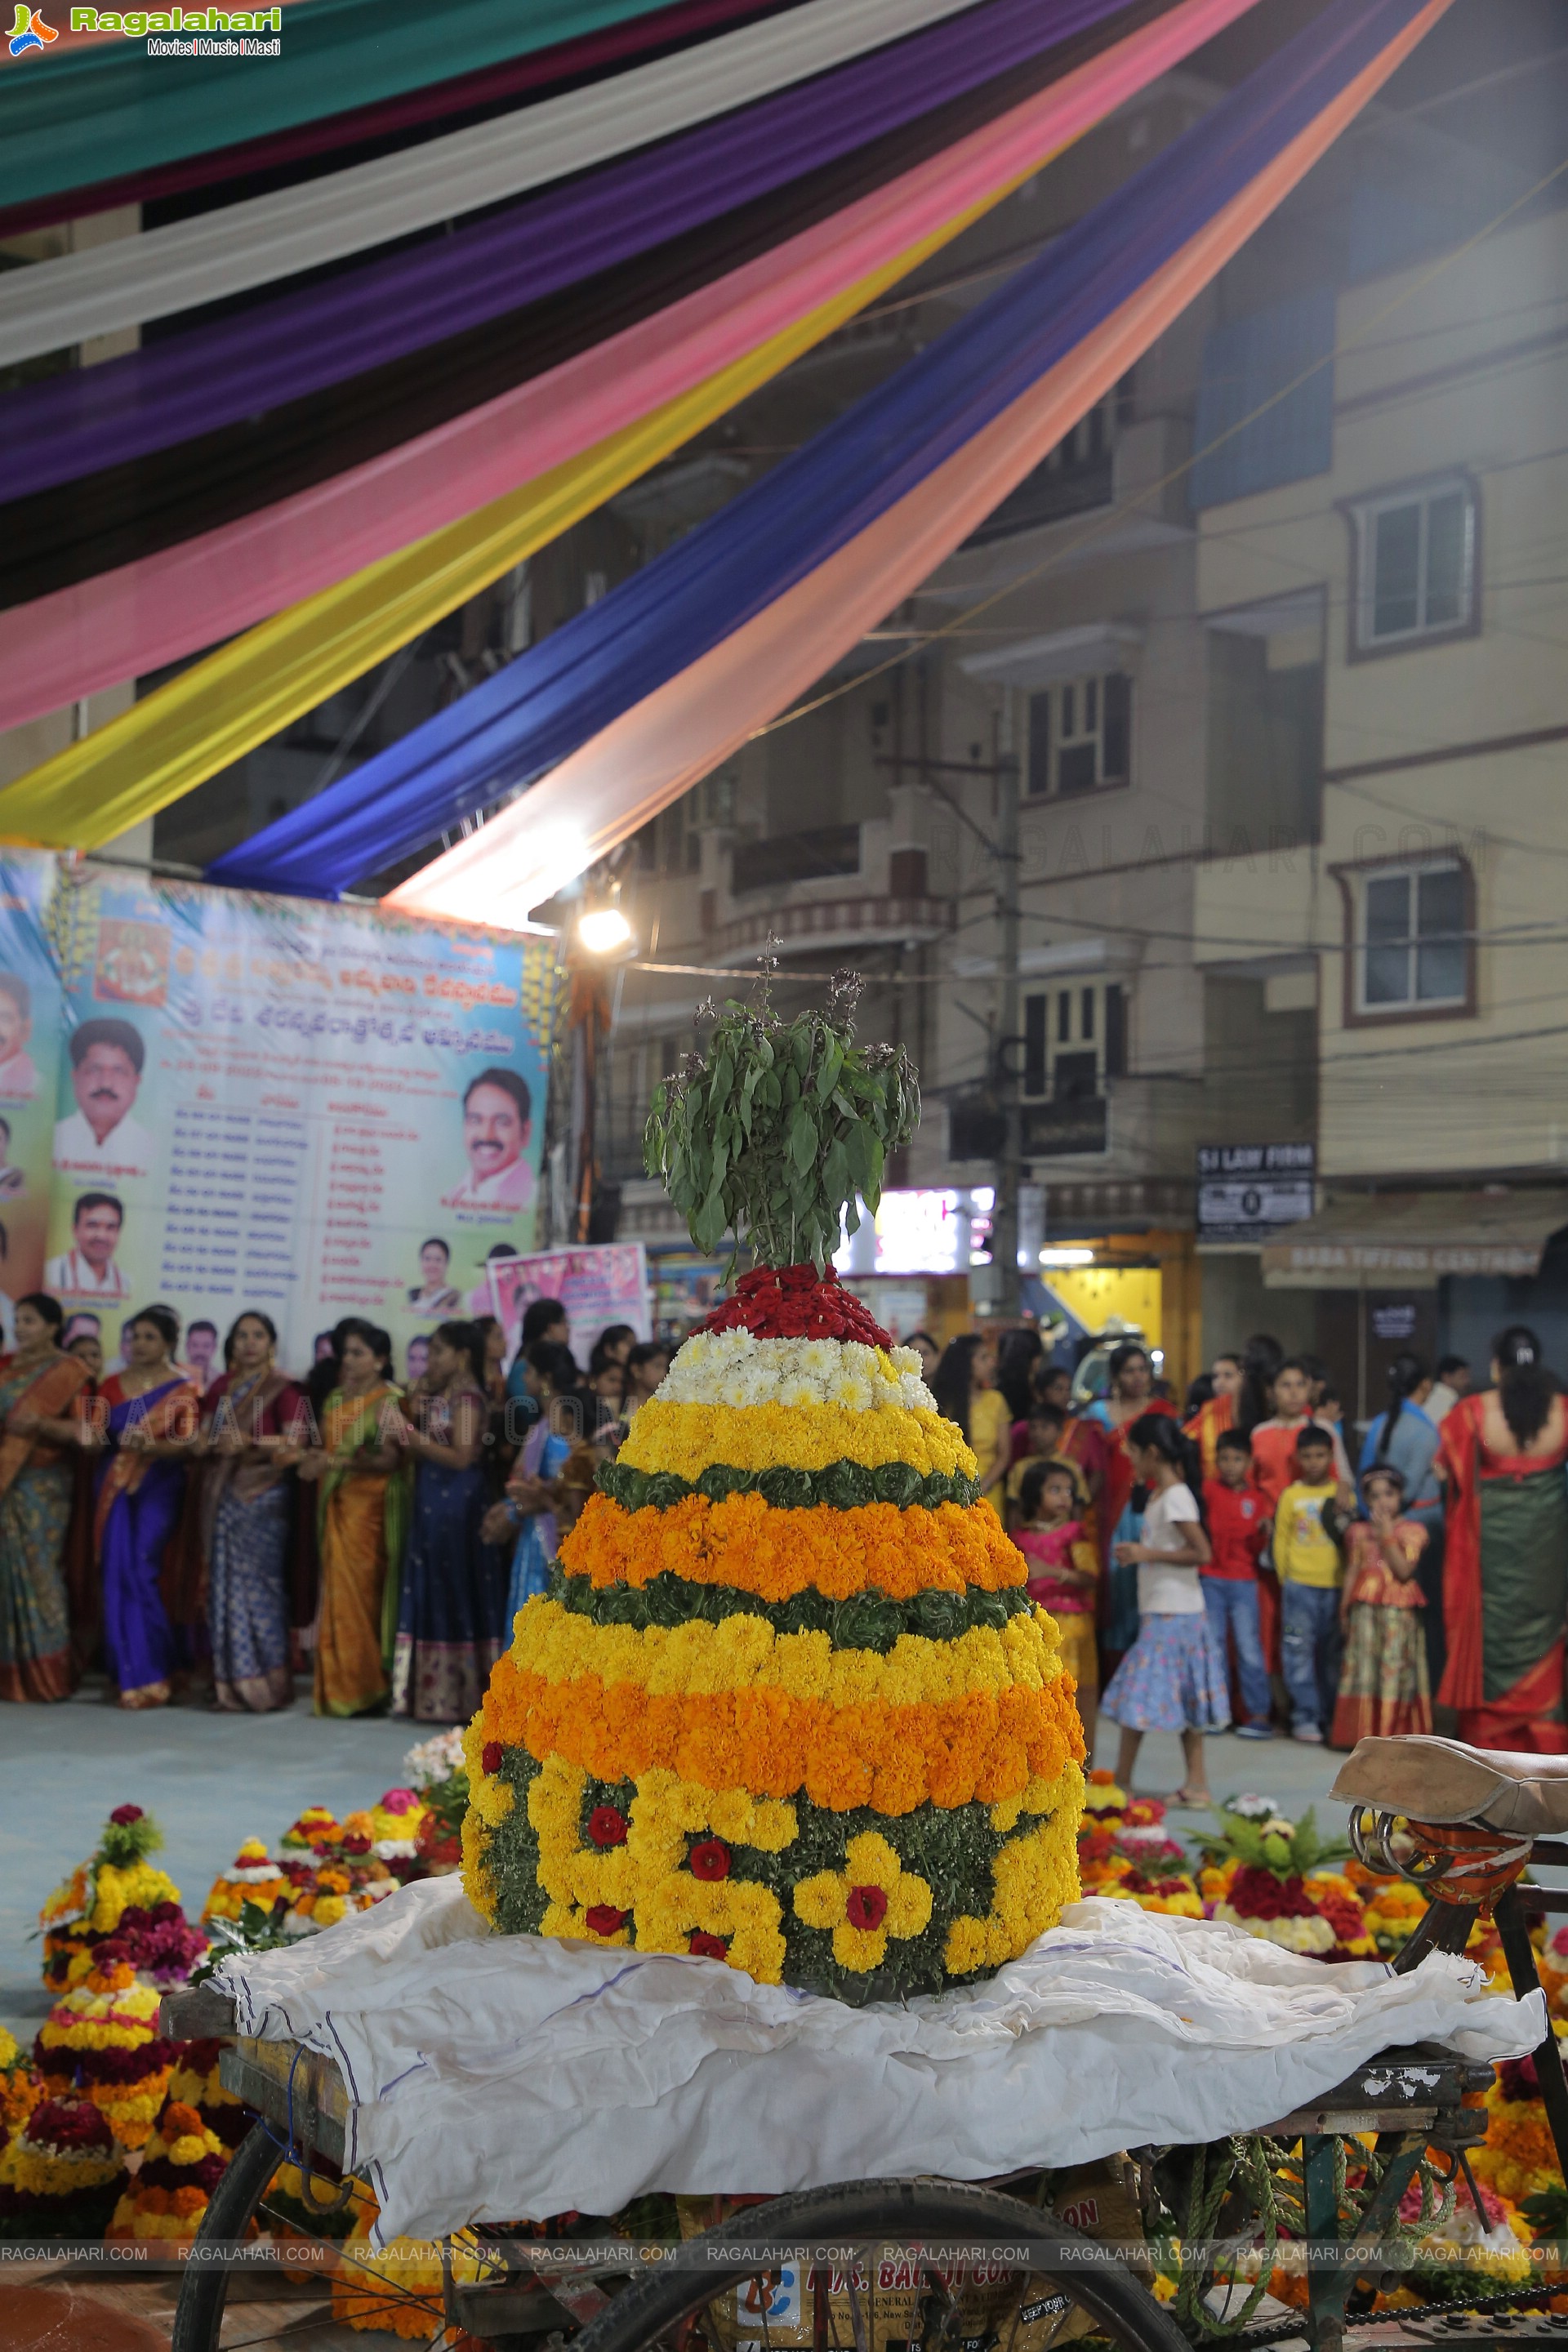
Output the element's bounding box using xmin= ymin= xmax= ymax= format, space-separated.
xmin=0 ymin=0 xmax=1137 ymax=504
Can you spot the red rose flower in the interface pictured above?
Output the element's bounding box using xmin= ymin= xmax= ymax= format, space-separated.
xmin=584 ymin=1905 xmax=630 ymax=1938
xmin=109 ymin=1804 xmax=144 ymax=1826
xmin=845 ymin=1884 xmax=889 ymax=1932
xmin=482 ymin=1741 xmax=503 ymax=1776
xmin=587 ymin=1806 xmax=629 ymax=1849
xmin=688 ymin=1931 xmax=728 ymax=1961
xmin=688 ymin=1839 xmax=731 ymax=1882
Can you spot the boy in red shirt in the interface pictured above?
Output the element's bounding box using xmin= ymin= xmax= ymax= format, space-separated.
xmin=1202 ymin=1428 xmax=1273 ymax=1738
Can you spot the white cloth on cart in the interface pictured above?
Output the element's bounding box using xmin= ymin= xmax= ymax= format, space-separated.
xmin=217 ymin=1884 xmax=1544 ymax=2243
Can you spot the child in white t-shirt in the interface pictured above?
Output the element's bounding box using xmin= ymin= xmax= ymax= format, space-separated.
xmin=1101 ymin=1414 xmax=1232 ymax=1806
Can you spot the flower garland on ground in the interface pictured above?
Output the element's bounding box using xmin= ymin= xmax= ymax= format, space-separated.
xmin=466 ymin=984 xmax=1085 ymax=2000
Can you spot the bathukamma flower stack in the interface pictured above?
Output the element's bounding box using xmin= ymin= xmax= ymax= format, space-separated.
xmin=464 ymin=980 xmax=1085 ymax=2001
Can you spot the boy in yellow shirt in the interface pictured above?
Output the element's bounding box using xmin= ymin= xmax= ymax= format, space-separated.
xmin=1274 ymin=1423 xmax=1354 ymax=1746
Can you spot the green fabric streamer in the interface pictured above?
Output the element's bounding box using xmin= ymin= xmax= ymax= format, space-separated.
xmin=0 ymin=0 xmax=675 ymax=211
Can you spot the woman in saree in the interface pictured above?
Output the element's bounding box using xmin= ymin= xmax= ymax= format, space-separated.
xmin=199 ymin=1312 xmax=303 ymax=1714
xmin=87 ymin=1305 xmax=200 ymax=1709
xmin=301 ymin=1320 xmax=406 ymax=1718
xmin=391 ymin=1320 xmax=506 ymax=1724
xmin=1084 ymin=1340 xmax=1175 ymax=1659
xmin=1438 ymin=1324 xmax=1568 ymax=1753
xmin=0 ymin=1293 xmax=91 ymax=1701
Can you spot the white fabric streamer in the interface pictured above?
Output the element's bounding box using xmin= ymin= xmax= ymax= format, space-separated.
xmin=0 ymin=0 xmax=979 ymax=368
xmin=218 ymin=1882 xmax=1543 ymax=2243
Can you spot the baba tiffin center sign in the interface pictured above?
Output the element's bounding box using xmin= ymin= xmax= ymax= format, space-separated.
xmin=1259 ymin=1187 xmax=1568 ymax=1290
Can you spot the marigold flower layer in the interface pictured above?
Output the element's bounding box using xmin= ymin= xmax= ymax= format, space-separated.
xmin=562 ymin=1492 xmax=1021 ymax=1602
xmin=476 ymin=1634 xmax=1080 ymax=1815
xmin=620 ymin=1401 xmax=976 ymax=1480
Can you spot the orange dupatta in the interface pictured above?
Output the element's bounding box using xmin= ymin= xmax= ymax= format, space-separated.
xmin=0 ymin=1351 xmax=88 ymax=1499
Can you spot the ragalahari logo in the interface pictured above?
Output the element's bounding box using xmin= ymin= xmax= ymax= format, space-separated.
xmin=7 ymin=5 xmax=57 ymax=51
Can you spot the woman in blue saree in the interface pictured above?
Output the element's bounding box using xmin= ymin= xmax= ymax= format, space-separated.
xmin=391 ymin=1321 xmax=507 ymax=1723
xmin=89 ymin=1307 xmax=199 ymax=1708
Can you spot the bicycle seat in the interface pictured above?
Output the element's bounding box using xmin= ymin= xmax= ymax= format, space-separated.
xmin=1330 ymin=1734 xmax=1568 ymax=1837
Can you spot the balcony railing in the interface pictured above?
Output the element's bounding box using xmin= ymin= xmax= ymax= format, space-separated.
xmin=730 ymin=825 xmax=860 ymax=895
xmin=1022 ymin=1097 xmax=1108 ymax=1157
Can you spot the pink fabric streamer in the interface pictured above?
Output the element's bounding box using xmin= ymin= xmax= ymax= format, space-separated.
xmin=387 ymin=0 xmax=1449 ymax=929
xmin=0 ymin=0 xmax=1258 ymax=735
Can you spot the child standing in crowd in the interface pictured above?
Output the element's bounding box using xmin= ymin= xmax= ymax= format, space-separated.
xmin=1201 ymin=1428 xmax=1273 ymax=1740
xmin=1012 ymin=1458 xmax=1098 ymax=1751
xmin=1331 ymin=1464 xmax=1431 ymax=1744
xmin=1002 ymin=1401 xmax=1067 ymax=1530
xmin=1101 ymin=1416 xmax=1228 ymax=1805
xmin=1273 ymin=1422 xmax=1352 ymax=1744
xmin=1248 ymin=1358 xmax=1353 ymax=1515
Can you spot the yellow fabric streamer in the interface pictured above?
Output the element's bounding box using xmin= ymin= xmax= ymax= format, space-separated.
xmin=0 ymin=166 xmax=1049 ymax=852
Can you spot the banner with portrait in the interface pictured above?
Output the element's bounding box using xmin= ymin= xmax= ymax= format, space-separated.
xmin=0 ymin=849 xmax=68 ymax=1345
xmin=40 ymin=862 xmax=556 ymax=1381
xmin=485 ymin=1244 xmax=651 ymax=1369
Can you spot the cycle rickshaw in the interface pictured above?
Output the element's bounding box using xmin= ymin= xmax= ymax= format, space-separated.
xmin=161 ymin=1735 xmax=1568 ymax=2352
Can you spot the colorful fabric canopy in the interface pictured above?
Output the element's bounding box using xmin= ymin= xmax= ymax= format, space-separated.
xmin=392 ymin=5 xmax=1450 ymax=925
xmin=214 ymin=0 xmax=1441 ymax=905
xmin=0 ymin=0 xmax=1246 ymax=792
xmin=0 ymin=0 xmax=693 ymax=213
xmin=0 ymin=0 xmax=773 ymax=239
xmin=0 ymin=0 xmax=982 ymax=368
xmin=0 ymin=11 xmax=1196 ymax=728
xmin=0 ymin=0 xmax=1149 ymax=502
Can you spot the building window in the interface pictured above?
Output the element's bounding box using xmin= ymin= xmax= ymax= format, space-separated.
xmin=1352 ymin=478 xmax=1476 ymax=651
xmin=1356 ymin=861 xmax=1468 ymax=1014
xmin=1027 ymin=671 xmax=1132 ymax=797
xmin=1022 ymin=982 xmax=1127 ymax=1095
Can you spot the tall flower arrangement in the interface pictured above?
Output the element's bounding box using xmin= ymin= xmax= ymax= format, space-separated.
xmin=465 ymin=979 xmax=1086 ymax=2001
xmin=38 ymin=1804 xmax=188 ymax=1989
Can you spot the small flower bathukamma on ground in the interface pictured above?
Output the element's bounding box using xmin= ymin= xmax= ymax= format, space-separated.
xmin=463 ymin=978 xmax=1085 ymax=2000
xmin=33 ymin=1953 xmax=176 ymax=2149
xmin=0 ymin=2096 xmax=127 ymax=2238
xmin=106 ymin=2100 xmax=233 ymax=2244
xmin=38 ymin=1803 xmax=185 ymax=1989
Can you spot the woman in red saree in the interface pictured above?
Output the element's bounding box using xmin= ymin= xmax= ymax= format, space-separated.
xmin=1438 ymin=1324 xmax=1568 ymax=1753
xmin=1084 ymin=1341 xmax=1176 ymax=1656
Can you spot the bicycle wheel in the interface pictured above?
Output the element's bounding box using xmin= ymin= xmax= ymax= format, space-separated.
xmin=570 ymin=2178 xmax=1189 ymax=2352
xmin=171 ymin=2123 xmax=394 ymax=2352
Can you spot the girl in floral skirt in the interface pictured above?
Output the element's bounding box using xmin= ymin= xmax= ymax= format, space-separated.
xmin=1330 ymin=1463 xmax=1431 ymax=1745
xmin=1102 ymin=1414 xmax=1230 ymax=1804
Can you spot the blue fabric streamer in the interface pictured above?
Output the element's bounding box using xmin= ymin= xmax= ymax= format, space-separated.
xmin=212 ymin=0 xmax=1427 ymax=902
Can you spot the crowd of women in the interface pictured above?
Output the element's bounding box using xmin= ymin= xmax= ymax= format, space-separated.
xmin=928 ymin=1317 xmax=1568 ymax=1794
xmin=5 ymin=1289 xmax=1560 ymax=1765
xmin=0 ymin=1294 xmax=668 ymax=1726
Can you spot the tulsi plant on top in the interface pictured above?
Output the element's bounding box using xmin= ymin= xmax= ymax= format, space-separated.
xmin=644 ymin=964 xmax=919 ymax=1271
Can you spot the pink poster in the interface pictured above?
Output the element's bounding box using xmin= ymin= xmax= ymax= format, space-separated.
xmin=487 ymin=1242 xmax=651 ymax=1366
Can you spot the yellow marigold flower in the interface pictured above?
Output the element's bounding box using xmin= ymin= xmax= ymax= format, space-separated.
xmin=620 ymin=1401 xmax=976 ymax=1479
xmin=791 ymin=1832 xmax=933 ymax=1971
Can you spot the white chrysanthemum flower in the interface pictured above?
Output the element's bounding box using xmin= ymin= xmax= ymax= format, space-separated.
xmin=654 ymin=1330 xmax=938 ymax=1411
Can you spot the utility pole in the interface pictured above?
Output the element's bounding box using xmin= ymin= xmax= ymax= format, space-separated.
xmin=992 ymin=702 xmax=1023 ymax=1319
